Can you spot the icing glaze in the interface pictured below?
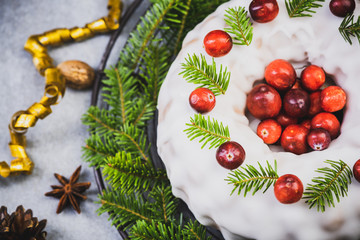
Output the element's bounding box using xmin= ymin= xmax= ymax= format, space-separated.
xmin=157 ymin=1 xmax=360 ymax=239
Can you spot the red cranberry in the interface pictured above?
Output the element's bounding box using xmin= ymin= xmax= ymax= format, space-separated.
xmin=353 ymin=159 xmax=360 ymax=182
xmin=283 ymin=89 xmax=310 ymax=118
xmin=265 ymin=59 xmax=296 ymax=91
xmin=257 ymin=119 xmax=282 ymax=144
xmin=307 ymin=128 xmax=331 ymax=151
xmin=203 ymin=30 xmax=233 ymax=57
xmin=246 ymin=84 xmax=282 ymax=119
xmin=301 ymin=65 xmax=326 ymax=91
xmin=276 ymin=112 xmax=298 ymax=128
xmin=189 ymin=88 xmax=216 ymax=113
xmin=216 ymin=141 xmax=246 ymax=170
xmin=274 ymin=174 xmax=303 ymax=204
xmin=308 ymin=91 xmax=322 ymax=116
xmin=321 ymin=86 xmax=347 ymax=113
xmin=249 ymin=0 xmax=279 ymax=23
xmin=329 ymin=0 xmax=356 ymax=17
xmin=311 ymin=112 xmax=340 ymax=139
xmin=281 ymin=124 xmax=309 ymax=155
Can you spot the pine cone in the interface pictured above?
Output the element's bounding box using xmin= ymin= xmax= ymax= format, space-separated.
xmin=0 ymin=205 xmax=47 ymax=240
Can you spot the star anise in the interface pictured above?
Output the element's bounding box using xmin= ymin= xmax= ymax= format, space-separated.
xmin=45 ymin=166 xmax=91 ymax=214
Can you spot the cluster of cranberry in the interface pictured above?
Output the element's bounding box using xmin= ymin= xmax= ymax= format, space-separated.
xmin=248 ymin=0 xmax=356 ymax=23
xmin=247 ymin=59 xmax=347 ymax=155
xmin=188 ymin=0 xmax=357 ymax=205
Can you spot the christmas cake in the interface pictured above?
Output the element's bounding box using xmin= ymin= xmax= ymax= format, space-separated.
xmin=157 ymin=0 xmax=360 ymax=239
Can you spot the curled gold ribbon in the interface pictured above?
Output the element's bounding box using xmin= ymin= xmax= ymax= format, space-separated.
xmin=0 ymin=0 xmax=123 ymax=177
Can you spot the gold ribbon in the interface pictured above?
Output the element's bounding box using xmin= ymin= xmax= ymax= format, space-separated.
xmin=0 ymin=0 xmax=123 ymax=177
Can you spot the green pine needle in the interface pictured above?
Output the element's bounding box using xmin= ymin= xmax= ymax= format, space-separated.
xmin=224 ymin=6 xmax=253 ymax=46
xmin=183 ymin=219 xmax=212 ymax=240
xmin=129 ymin=219 xmax=183 ymax=240
xmin=184 ymin=114 xmax=230 ymax=149
xmin=339 ymin=14 xmax=360 ymax=45
xmin=303 ymin=160 xmax=353 ymax=212
xmin=285 ymin=0 xmax=325 ymax=18
xmin=148 ymin=186 xmax=179 ymax=222
xmin=226 ymin=160 xmax=279 ymax=197
xmin=180 ymin=53 xmax=230 ymax=96
xmin=98 ymin=190 xmax=153 ymax=230
xmin=103 ymin=152 xmax=168 ymax=194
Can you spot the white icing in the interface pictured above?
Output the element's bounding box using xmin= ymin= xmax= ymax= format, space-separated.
xmin=157 ymin=1 xmax=360 ymax=239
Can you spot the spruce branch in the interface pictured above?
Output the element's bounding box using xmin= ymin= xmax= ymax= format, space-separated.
xmin=303 ymin=160 xmax=353 ymax=212
xmin=339 ymin=14 xmax=360 ymax=45
xmin=103 ymin=152 xmax=168 ymax=194
xmin=285 ymin=0 xmax=325 ymax=18
xmin=82 ymin=106 xmax=120 ymax=137
xmin=82 ymin=135 xmax=119 ymax=168
xmin=224 ymin=6 xmax=253 ymax=46
xmin=129 ymin=219 xmax=183 ymax=240
xmin=120 ymin=0 xmax=186 ymax=69
xmin=180 ymin=53 xmax=231 ymax=96
xmin=102 ymin=67 xmax=137 ymax=124
xmin=184 ymin=114 xmax=230 ymax=149
xmin=183 ymin=220 xmax=212 ymax=240
xmin=226 ymin=160 xmax=279 ymax=197
xmin=98 ymin=190 xmax=153 ymax=230
xmin=139 ymin=44 xmax=172 ymax=104
xmin=114 ymin=123 xmax=151 ymax=164
xmin=148 ymin=186 xmax=178 ymax=223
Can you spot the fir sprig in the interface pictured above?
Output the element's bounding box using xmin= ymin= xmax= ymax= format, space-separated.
xmin=180 ymin=53 xmax=231 ymax=96
xmin=285 ymin=0 xmax=325 ymax=18
xmin=224 ymin=6 xmax=253 ymax=46
xmin=303 ymin=160 xmax=353 ymax=212
xmin=339 ymin=14 xmax=360 ymax=45
xmin=184 ymin=114 xmax=230 ymax=149
xmin=120 ymin=0 xmax=188 ymax=69
xmin=226 ymin=160 xmax=279 ymax=197
xmin=103 ymin=152 xmax=168 ymax=194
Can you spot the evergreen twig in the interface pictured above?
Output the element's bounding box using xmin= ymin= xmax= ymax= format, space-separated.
xmin=226 ymin=160 xmax=279 ymax=197
xmin=224 ymin=6 xmax=253 ymax=46
xmin=285 ymin=0 xmax=325 ymax=18
xmin=339 ymin=14 xmax=360 ymax=45
xmin=303 ymin=160 xmax=353 ymax=212
xmin=180 ymin=53 xmax=231 ymax=96
xmin=103 ymin=152 xmax=168 ymax=194
xmin=184 ymin=114 xmax=230 ymax=149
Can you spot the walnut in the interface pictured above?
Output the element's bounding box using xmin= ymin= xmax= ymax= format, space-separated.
xmin=57 ymin=60 xmax=95 ymax=90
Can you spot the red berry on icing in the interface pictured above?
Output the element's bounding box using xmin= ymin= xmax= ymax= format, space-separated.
xmin=249 ymin=0 xmax=279 ymax=23
xmin=265 ymin=59 xmax=296 ymax=91
xmin=301 ymin=65 xmax=326 ymax=91
xmin=203 ymin=30 xmax=233 ymax=57
xmin=274 ymin=174 xmax=303 ymax=204
xmin=308 ymin=91 xmax=322 ymax=116
xmin=353 ymin=159 xmax=360 ymax=182
xmin=216 ymin=141 xmax=246 ymax=170
xmin=246 ymin=83 xmax=282 ymax=119
xmin=329 ymin=0 xmax=356 ymax=17
xmin=189 ymin=88 xmax=216 ymax=113
xmin=276 ymin=112 xmax=298 ymax=128
xmin=281 ymin=125 xmax=309 ymax=155
xmin=257 ymin=119 xmax=282 ymax=144
xmin=283 ymin=89 xmax=310 ymax=118
xmin=311 ymin=112 xmax=340 ymax=139
xmin=307 ymin=128 xmax=331 ymax=151
xmin=320 ymin=86 xmax=347 ymax=113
